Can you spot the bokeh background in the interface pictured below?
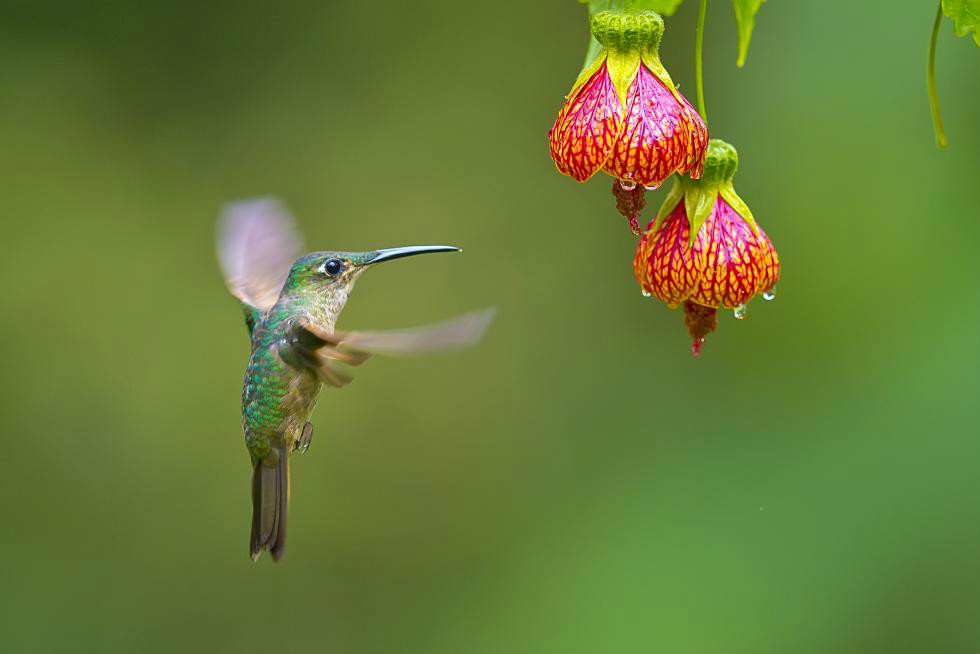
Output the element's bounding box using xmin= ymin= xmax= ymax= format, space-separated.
xmin=0 ymin=1 xmax=977 ymax=652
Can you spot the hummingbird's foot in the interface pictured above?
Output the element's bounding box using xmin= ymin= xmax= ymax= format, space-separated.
xmin=296 ymin=421 xmax=313 ymax=453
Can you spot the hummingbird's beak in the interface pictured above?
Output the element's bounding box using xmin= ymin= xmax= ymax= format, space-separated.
xmin=363 ymin=245 xmax=460 ymax=265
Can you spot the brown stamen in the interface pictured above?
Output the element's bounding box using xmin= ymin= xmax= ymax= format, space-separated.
xmin=683 ymin=301 xmax=718 ymax=357
xmin=611 ymin=180 xmax=647 ymax=236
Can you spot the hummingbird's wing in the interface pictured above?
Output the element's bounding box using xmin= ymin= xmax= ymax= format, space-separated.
xmin=338 ymin=308 xmax=496 ymax=355
xmin=217 ymin=197 xmax=303 ymax=322
xmin=285 ymin=308 xmax=495 ymax=387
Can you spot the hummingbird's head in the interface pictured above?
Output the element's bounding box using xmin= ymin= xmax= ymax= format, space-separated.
xmin=279 ymin=246 xmax=461 ymax=323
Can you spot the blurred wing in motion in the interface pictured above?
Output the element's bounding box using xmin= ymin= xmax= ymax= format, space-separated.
xmin=284 ymin=308 xmax=496 ymax=387
xmin=340 ymin=308 xmax=496 ymax=355
xmin=217 ymin=197 xmax=303 ymax=313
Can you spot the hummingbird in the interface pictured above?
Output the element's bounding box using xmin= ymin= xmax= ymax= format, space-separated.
xmin=217 ymin=197 xmax=493 ymax=562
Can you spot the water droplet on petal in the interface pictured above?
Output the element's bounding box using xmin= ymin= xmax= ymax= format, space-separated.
xmin=762 ymin=286 xmax=777 ymax=301
xmin=734 ymin=304 xmax=747 ymax=320
xmin=644 ymin=182 xmax=661 ymax=191
xmin=641 ymin=289 xmax=652 ymax=298
xmin=620 ymin=179 xmax=637 ymax=191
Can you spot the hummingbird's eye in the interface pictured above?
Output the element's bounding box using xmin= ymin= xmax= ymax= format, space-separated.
xmin=321 ymin=258 xmax=345 ymax=277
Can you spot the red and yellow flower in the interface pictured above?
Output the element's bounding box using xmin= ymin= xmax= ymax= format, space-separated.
xmin=634 ymin=139 xmax=779 ymax=355
xmin=549 ymin=11 xmax=708 ymax=189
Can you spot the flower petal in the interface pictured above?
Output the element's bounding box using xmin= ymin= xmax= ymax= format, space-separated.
xmin=604 ymin=63 xmax=706 ymax=188
xmin=679 ymin=94 xmax=708 ymax=179
xmin=634 ymin=201 xmax=707 ymax=307
xmin=756 ymin=226 xmax=780 ymax=294
xmin=689 ymin=196 xmax=766 ymax=308
xmin=549 ymin=60 xmax=624 ymax=182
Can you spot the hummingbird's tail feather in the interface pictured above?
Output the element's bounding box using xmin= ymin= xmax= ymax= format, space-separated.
xmin=250 ymin=447 xmax=289 ymax=562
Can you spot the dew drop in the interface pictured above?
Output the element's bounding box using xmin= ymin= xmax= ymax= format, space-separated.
xmin=644 ymin=182 xmax=661 ymax=191
xmin=620 ymin=179 xmax=637 ymax=191
xmin=762 ymin=286 xmax=777 ymax=301
xmin=641 ymin=289 xmax=652 ymax=298
xmin=733 ymin=304 xmax=747 ymax=320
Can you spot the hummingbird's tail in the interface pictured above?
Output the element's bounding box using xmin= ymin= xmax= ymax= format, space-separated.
xmin=250 ymin=447 xmax=289 ymax=562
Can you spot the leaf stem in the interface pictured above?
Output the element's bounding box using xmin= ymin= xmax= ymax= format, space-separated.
xmin=695 ymin=0 xmax=708 ymax=124
xmin=928 ymin=0 xmax=948 ymax=148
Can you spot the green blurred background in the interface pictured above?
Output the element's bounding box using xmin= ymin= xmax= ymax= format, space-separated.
xmin=0 ymin=1 xmax=977 ymax=652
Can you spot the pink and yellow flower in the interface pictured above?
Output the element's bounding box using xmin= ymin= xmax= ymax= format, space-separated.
xmin=634 ymin=139 xmax=779 ymax=354
xmin=549 ymin=11 xmax=707 ymax=189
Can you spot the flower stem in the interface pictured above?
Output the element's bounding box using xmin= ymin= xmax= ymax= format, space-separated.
xmin=928 ymin=0 xmax=948 ymax=148
xmin=695 ymin=0 xmax=708 ymax=124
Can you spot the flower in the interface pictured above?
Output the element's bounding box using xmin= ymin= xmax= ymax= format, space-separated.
xmin=549 ymin=11 xmax=708 ymax=190
xmin=633 ymin=139 xmax=779 ymax=355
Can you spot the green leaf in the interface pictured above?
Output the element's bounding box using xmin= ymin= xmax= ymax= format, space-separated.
xmin=942 ymin=0 xmax=980 ymax=46
xmin=732 ymin=0 xmax=766 ymax=67
xmin=580 ymin=0 xmax=685 ymax=18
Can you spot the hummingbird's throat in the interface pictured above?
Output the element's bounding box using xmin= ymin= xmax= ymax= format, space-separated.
xmin=302 ymin=273 xmax=363 ymax=332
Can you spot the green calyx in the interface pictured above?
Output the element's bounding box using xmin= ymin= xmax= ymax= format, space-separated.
xmin=700 ymin=139 xmax=739 ymax=184
xmin=652 ymin=140 xmax=759 ymax=248
xmin=578 ymin=1 xmax=676 ymax=73
xmin=590 ymin=11 xmax=664 ymax=54
xmin=571 ymin=9 xmax=681 ymax=110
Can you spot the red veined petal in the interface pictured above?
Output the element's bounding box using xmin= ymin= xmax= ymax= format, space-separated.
xmin=634 ymin=201 xmax=708 ymax=306
xmin=756 ymin=226 xmax=780 ymax=295
xmin=549 ymin=61 xmax=624 ymax=182
xmin=689 ymin=196 xmax=767 ymax=308
xmin=604 ymin=64 xmax=706 ymax=188
xmin=677 ymin=94 xmax=708 ymax=179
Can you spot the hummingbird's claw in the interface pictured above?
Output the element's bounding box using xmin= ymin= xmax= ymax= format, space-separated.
xmin=297 ymin=421 xmax=313 ymax=453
